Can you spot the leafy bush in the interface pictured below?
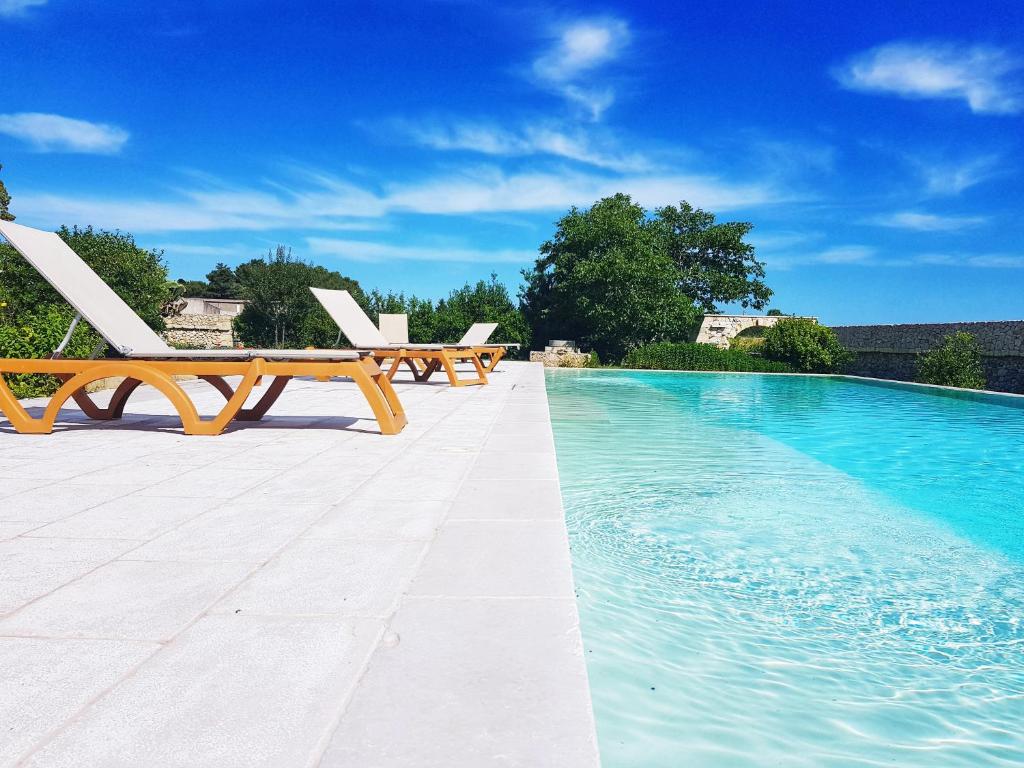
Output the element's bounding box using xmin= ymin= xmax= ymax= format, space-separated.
xmin=585 ymin=351 xmax=601 ymax=368
xmin=729 ymin=336 xmax=765 ymax=353
xmin=0 ymin=306 xmax=103 ymax=398
xmin=0 ymin=226 xmax=176 ymax=331
xmin=761 ymin=318 xmax=852 ymax=373
xmin=916 ymin=332 xmax=987 ymax=389
xmin=622 ymin=342 xmax=793 ymax=372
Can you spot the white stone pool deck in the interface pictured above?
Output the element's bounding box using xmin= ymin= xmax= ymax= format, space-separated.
xmin=0 ymin=361 xmax=600 ymax=767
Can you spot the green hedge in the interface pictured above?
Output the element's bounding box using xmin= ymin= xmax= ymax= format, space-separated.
xmin=916 ymin=332 xmax=987 ymax=389
xmin=0 ymin=306 xmax=104 ymax=398
xmin=622 ymin=342 xmax=794 ymax=372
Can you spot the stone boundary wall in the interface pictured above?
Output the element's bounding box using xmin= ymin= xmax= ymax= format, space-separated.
xmin=162 ymin=313 xmax=234 ymax=349
xmin=694 ymin=314 xmax=816 ymax=348
xmin=834 ymin=321 xmax=1024 ymax=394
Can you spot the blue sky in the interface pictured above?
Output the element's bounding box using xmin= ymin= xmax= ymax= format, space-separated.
xmin=1 ymin=0 xmax=1022 ymax=325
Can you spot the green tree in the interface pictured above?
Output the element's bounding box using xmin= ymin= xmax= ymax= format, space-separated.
xmin=177 ymin=278 xmax=211 ymax=297
xmin=916 ymin=332 xmax=986 ymax=389
xmin=205 ymin=263 xmax=241 ymax=298
xmin=0 ymin=163 xmax=14 ymax=222
xmin=0 ymin=225 xmax=175 ymax=330
xmin=434 ymin=274 xmax=530 ymax=354
xmin=233 ymin=246 xmax=365 ymax=348
xmin=366 ymin=290 xmax=437 ymax=343
xmin=655 ymin=201 xmax=771 ymax=312
xmin=761 ymin=317 xmax=852 ymax=373
xmin=766 ymin=308 xmax=784 ymax=316
xmin=521 ymin=194 xmax=700 ymax=360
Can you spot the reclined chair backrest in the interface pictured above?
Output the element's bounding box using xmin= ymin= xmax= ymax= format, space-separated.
xmin=458 ymin=322 xmax=499 ymax=346
xmin=0 ymin=220 xmax=173 ymax=356
xmin=379 ymin=313 xmax=409 ymax=344
xmin=310 ymin=287 xmax=391 ymax=348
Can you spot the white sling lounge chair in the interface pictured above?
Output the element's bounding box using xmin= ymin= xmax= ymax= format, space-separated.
xmin=0 ymin=221 xmax=406 ymax=436
xmin=377 ymin=317 xmax=519 ymax=373
xmin=310 ymin=288 xmax=488 ymax=386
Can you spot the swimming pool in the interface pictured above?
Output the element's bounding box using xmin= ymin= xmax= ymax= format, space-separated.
xmin=546 ymin=371 xmax=1024 ymax=767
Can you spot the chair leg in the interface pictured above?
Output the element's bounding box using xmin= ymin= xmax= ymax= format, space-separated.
xmin=350 ymin=358 xmax=407 ymax=434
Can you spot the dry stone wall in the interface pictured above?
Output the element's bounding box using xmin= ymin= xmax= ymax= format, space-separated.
xmin=834 ymin=321 xmax=1024 ymax=394
xmin=162 ymin=314 xmax=234 ymax=349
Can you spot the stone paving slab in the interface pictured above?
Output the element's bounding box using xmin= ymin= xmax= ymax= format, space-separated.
xmin=0 ymin=362 xmax=600 ymax=767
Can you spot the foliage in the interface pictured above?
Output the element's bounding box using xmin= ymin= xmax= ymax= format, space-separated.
xmin=766 ymin=308 xmax=784 ymax=316
xmin=623 ymin=342 xmax=794 ymax=372
xmin=0 ymin=163 xmax=14 ymax=222
xmin=232 ymin=246 xmax=365 ymax=348
xmin=586 ymin=350 xmax=601 ymax=368
xmin=176 ymin=262 xmax=242 ymax=299
xmin=761 ymin=318 xmax=852 ymax=373
xmin=365 ymin=275 xmax=530 ymax=357
xmin=729 ymin=335 xmax=765 ymax=352
xmin=656 ymin=201 xmax=771 ymax=312
xmin=521 ymin=194 xmax=701 ymax=360
xmin=0 ymin=226 xmax=175 ymax=331
xmin=434 ymin=274 xmax=530 ymax=353
xmin=0 ymin=305 xmax=103 ymax=397
xmin=916 ymin=332 xmax=987 ymax=389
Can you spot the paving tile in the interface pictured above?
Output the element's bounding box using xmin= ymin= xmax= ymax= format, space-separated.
xmin=481 ymin=430 xmax=555 ymax=453
xmin=319 ymin=597 xmax=599 ymax=768
xmin=0 ymin=538 xmax=140 ymax=615
xmin=468 ymin=450 xmax=559 ymax=480
xmin=27 ymin=495 xmax=220 ymax=541
xmin=448 ymin=479 xmax=565 ymax=520
xmin=305 ymin=499 xmax=450 ymax=541
xmin=0 ymin=483 xmax=149 ymax=524
xmin=0 ymin=521 xmax=43 ymax=540
xmin=0 ymin=637 xmax=159 ymax=767
xmin=0 ymin=560 xmax=254 ymax=642
xmin=129 ymin=502 xmax=327 ymax=563
xmin=213 ymin=539 xmax=425 ymax=618
xmin=22 ymin=615 xmax=381 ymax=768
xmin=411 ymin=520 xmax=575 ymax=598
xmin=135 ymin=467 xmax=275 ymax=499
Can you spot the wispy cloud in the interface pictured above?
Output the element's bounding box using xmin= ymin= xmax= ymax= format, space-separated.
xmin=868 ymin=211 xmax=988 ymax=231
xmin=914 ymin=154 xmax=1004 ymax=196
xmin=530 ymin=17 xmax=631 ymax=120
xmin=834 ymin=41 xmax=1023 ymax=114
xmin=916 ymin=252 xmax=1024 ymax=268
xmin=14 ymin=163 xmax=783 ymax=233
xmin=390 ymin=118 xmax=652 ymax=172
xmin=307 ymin=238 xmax=533 ymax=264
xmin=0 ymin=112 xmax=129 ymax=154
xmin=0 ymin=0 xmax=46 ymax=17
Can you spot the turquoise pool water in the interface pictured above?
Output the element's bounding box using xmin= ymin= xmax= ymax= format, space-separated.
xmin=546 ymin=371 xmax=1024 ymax=768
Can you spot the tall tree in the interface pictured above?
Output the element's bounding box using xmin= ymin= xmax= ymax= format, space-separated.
xmin=205 ymin=263 xmax=241 ymax=298
xmin=433 ymin=274 xmax=530 ymax=353
xmin=655 ymin=202 xmax=771 ymax=312
xmin=0 ymin=163 xmax=14 ymax=222
xmin=233 ymin=246 xmax=365 ymax=348
xmin=521 ymin=194 xmax=699 ymax=360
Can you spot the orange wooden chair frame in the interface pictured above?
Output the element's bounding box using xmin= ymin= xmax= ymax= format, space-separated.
xmin=0 ymin=356 xmax=406 ymax=436
xmin=371 ymin=348 xmax=488 ymax=387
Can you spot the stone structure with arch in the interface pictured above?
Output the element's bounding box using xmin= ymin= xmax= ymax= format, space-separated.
xmin=694 ymin=314 xmax=816 ymax=348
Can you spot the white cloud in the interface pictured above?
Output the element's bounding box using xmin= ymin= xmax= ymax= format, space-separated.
xmin=0 ymin=0 xmax=46 ymax=17
xmin=868 ymin=211 xmax=988 ymax=231
xmin=395 ymin=119 xmax=652 ymax=172
xmin=915 ymin=154 xmax=1003 ymax=196
xmin=13 ymin=161 xmax=784 ymax=235
xmin=307 ymin=238 xmax=533 ymax=264
xmin=0 ymin=112 xmax=129 ymax=154
xmin=916 ymin=252 xmax=1024 ymax=268
xmin=531 ymin=18 xmax=631 ymax=120
xmin=834 ymin=41 xmax=1023 ymax=114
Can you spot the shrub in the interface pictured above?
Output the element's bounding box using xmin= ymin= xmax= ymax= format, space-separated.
xmin=622 ymin=342 xmax=793 ymax=372
xmin=729 ymin=336 xmax=765 ymax=353
xmin=585 ymin=350 xmax=601 ymax=368
xmin=761 ymin=318 xmax=852 ymax=373
xmin=0 ymin=306 xmax=103 ymax=398
xmin=916 ymin=332 xmax=987 ymax=389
